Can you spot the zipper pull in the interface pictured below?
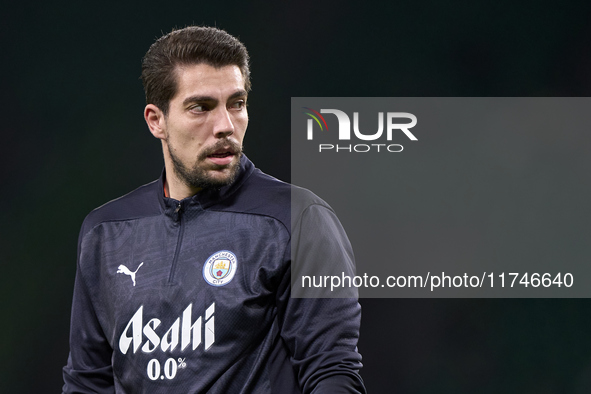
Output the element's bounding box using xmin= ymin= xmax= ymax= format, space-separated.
xmin=173 ymin=203 xmax=183 ymax=222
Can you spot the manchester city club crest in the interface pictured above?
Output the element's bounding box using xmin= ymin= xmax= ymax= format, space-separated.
xmin=202 ymin=250 xmax=238 ymax=286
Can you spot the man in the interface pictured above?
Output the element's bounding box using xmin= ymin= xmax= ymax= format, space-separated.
xmin=62 ymin=26 xmax=365 ymax=393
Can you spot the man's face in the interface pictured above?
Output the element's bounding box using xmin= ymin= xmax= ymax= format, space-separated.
xmin=162 ymin=63 xmax=248 ymax=190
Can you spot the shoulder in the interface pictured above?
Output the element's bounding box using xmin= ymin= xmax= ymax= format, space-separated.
xmin=80 ymin=179 xmax=161 ymax=237
xmin=215 ymin=166 xmax=333 ymax=233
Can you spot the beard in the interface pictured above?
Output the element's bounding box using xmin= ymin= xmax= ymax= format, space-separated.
xmin=167 ymin=139 xmax=243 ymax=190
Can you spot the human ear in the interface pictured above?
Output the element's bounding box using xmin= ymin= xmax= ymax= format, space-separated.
xmin=144 ymin=104 xmax=166 ymax=140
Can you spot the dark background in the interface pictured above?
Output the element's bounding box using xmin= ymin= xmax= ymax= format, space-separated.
xmin=1 ymin=1 xmax=591 ymax=393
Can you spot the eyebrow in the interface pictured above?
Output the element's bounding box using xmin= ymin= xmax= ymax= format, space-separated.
xmin=182 ymin=89 xmax=248 ymax=107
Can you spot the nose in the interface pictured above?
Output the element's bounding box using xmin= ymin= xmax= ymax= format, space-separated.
xmin=212 ymin=107 xmax=234 ymax=138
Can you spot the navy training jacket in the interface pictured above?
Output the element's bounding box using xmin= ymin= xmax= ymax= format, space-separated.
xmin=63 ymin=155 xmax=365 ymax=393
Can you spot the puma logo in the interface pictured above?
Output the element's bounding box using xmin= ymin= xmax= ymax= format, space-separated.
xmin=117 ymin=262 xmax=144 ymax=286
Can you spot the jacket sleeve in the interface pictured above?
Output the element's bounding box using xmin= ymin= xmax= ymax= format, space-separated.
xmin=62 ymin=225 xmax=115 ymax=393
xmin=280 ymin=203 xmax=366 ymax=394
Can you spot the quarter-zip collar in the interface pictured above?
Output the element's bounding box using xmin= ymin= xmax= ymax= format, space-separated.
xmin=157 ymin=154 xmax=256 ymax=218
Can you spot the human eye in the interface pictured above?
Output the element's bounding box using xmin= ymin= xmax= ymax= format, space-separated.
xmin=189 ymin=103 xmax=208 ymax=113
xmin=230 ymin=100 xmax=246 ymax=110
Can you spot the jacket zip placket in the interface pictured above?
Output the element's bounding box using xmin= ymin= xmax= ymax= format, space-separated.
xmin=168 ymin=201 xmax=185 ymax=284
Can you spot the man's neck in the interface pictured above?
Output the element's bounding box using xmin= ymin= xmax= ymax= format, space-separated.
xmin=164 ymin=168 xmax=202 ymax=201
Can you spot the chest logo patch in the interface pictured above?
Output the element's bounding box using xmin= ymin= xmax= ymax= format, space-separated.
xmin=203 ymin=250 xmax=238 ymax=287
xmin=117 ymin=262 xmax=144 ymax=286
